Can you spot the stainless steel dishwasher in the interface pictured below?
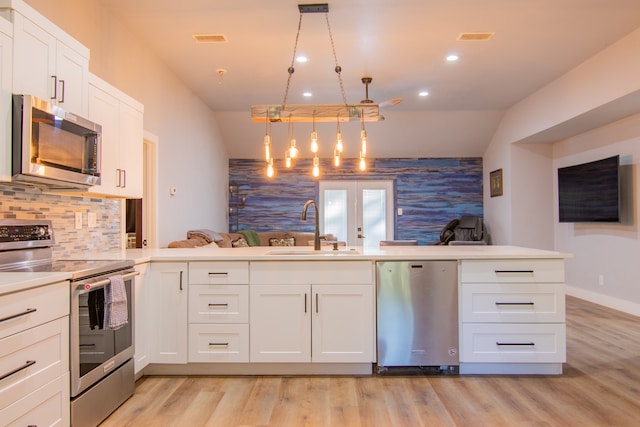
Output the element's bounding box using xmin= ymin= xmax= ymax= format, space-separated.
xmin=376 ymin=261 xmax=459 ymax=373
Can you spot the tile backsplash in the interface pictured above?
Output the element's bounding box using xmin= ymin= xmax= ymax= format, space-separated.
xmin=0 ymin=184 xmax=122 ymax=258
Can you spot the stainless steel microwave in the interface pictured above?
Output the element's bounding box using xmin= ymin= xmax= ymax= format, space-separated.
xmin=12 ymin=94 xmax=102 ymax=189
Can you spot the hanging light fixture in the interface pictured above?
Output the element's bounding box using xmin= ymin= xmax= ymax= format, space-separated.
xmin=252 ymin=3 xmax=379 ymax=178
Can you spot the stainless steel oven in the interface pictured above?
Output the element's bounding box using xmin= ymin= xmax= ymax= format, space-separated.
xmin=0 ymin=219 xmax=138 ymax=427
xmin=69 ymin=262 xmax=138 ymax=427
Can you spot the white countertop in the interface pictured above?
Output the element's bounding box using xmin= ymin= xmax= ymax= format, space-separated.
xmin=125 ymin=245 xmax=571 ymax=264
xmin=0 ymin=271 xmax=71 ymax=296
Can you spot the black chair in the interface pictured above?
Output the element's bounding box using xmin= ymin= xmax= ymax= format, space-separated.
xmin=436 ymin=215 xmax=488 ymax=245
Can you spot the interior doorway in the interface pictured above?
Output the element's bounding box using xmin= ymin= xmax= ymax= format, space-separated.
xmin=125 ymin=133 xmax=158 ymax=248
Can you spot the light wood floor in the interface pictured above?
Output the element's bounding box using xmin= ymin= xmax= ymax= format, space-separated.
xmin=101 ymin=296 xmax=640 ymax=426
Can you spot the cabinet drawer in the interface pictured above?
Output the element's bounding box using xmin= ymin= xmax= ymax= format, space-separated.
xmin=250 ymin=261 xmax=373 ymax=285
xmin=189 ymin=285 xmax=249 ymax=323
xmin=188 ymin=324 xmax=248 ymax=363
xmin=461 ymin=323 xmax=566 ymax=363
xmin=0 ymin=281 xmax=69 ymax=340
xmin=189 ymin=261 xmax=249 ymax=284
xmin=461 ymin=283 xmax=565 ymax=323
xmin=0 ymin=372 xmax=69 ymax=427
xmin=0 ymin=317 xmax=69 ymax=410
xmin=461 ymin=259 xmax=564 ymax=283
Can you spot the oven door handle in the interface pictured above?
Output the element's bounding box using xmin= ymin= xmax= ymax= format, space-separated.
xmin=76 ymin=271 xmax=140 ymax=291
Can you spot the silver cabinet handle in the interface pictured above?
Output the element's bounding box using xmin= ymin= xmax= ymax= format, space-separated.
xmin=495 ymin=302 xmax=535 ymax=306
xmin=122 ymin=169 xmax=126 ymax=188
xmin=59 ymin=79 xmax=65 ymax=103
xmin=496 ymin=342 xmax=535 ymax=346
xmin=179 ymin=270 xmax=183 ymax=290
xmin=304 ymin=293 xmax=308 ymax=313
xmin=116 ymin=168 xmax=122 ymax=187
xmin=208 ymin=272 xmax=228 ymax=277
xmin=0 ymin=307 xmax=36 ymax=323
xmin=315 ymin=293 xmax=319 ymax=313
xmin=494 ymin=270 xmax=534 ymax=274
xmin=0 ymin=360 xmax=36 ymax=381
xmin=51 ymin=75 xmax=57 ymax=100
xmin=208 ymin=342 xmax=229 ymax=347
xmin=208 ymin=303 xmax=228 ymax=307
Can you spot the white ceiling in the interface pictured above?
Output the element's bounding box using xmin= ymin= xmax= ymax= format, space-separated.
xmin=99 ymin=0 xmax=640 ymax=159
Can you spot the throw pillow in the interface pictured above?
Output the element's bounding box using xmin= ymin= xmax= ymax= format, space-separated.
xmin=231 ymin=237 xmax=249 ymax=248
xmin=269 ymin=237 xmax=295 ymax=247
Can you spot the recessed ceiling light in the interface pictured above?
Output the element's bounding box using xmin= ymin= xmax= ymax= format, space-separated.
xmin=446 ymin=54 xmax=459 ymax=62
xmin=296 ymin=55 xmax=308 ymax=63
xmin=419 ymin=91 xmax=429 ymax=97
xmin=303 ymin=92 xmax=312 ymax=97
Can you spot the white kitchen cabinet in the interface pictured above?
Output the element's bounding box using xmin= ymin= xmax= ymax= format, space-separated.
xmin=249 ymin=261 xmax=375 ymax=364
xmin=0 ymin=280 xmax=70 ymax=426
xmin=86 ymin=73 xmax=144 ymax=198
xmin=3 ymin=1 xmax=89 ymax=115
xmin=148 ymin=262 xmax=188 ymax=364
xmin=134 ymin=262 xmax=150 ymax=375
xmin=459 ymin=259 xmax=566 ymax=375
xmin=0 ymin=17 xmax=11 ymax=182
xmin=188 ymin=261 xmax=249 ymax=363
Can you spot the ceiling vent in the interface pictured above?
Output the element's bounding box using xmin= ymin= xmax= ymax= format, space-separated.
xmin=457 ymin=32 xmax=494 ymax=41
xmin=192 ymin=34 xmax=228 ymax=43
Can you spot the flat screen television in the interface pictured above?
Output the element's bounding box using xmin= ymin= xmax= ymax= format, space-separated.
xmin=558 ymin=155 xmax=620 ymax=223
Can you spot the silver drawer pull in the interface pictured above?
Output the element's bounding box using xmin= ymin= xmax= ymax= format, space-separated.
xmin=495 ymin=302 xmax=535 ymax=306
xmin=208 ymin=303 xmax=229 ymax=307
xmin=0 ymin=307 xmax=37 ymax=323
xmin=0 ymin=360 xmax=36 ymax=381
xmin=496 ymin=342 xmax=535 ymax=346
xmin=208 ymin=342 xmax=229 ymax=347
xmin=495 ymin=270 xmax=534 ymax=274
xmin=208 ymin=272 xmax=229 ymax=277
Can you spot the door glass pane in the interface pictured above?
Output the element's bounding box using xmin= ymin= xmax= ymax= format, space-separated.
xmin=362 ymin=189 xmax=386 ymax=249
xmin=323 ymin=189 xmax=347 ymax=242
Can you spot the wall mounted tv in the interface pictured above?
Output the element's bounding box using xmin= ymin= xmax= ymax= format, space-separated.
xmin=558 ymin=155 xmax=620 ymax=223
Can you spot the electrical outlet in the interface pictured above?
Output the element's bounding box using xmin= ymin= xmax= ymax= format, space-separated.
xmin=88 ymin=212 xmax=97 ymax=228
xmin=75 ymin=212 xmax=83 ymax=229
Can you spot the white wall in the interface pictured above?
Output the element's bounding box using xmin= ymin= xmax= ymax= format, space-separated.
xmin=553 ymin=114 xmax=640 ymax=315
xmin=24 ymin=0 xmax=229 ymax=246
xmin=484 ymin=27 xmax=640 ymax=314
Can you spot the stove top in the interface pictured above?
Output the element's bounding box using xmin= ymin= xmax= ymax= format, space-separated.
xmin=0 ymin=219 xmax=134 ymax=280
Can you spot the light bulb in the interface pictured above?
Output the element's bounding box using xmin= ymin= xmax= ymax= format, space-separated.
xmin=285 ymin=151 xmax=292 ymax=168
xmin=333 ymin=150 xmax=340 ymax=167
xmin=335 ymin=132 xmax=343 ymax=153
xmin=360 ymin=130 xmax=367 ymax=156
xmin=312 ymin=155 xmax=320 ymax=177
xmin=359 ymin=153 xmax=366 ymax=171
xmin=264 ymin=135 xmax=271 ymax=161
xmin=266 ymin=159 xmax=274 ymax=178
xmin=288 ymin=139 xmax=298 ymax=159
xmin=310 ymin=131 xmax=318 ymax=153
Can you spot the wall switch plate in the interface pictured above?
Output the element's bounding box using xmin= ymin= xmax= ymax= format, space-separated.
xmin=88 ymin=212 xmax=97 ymax=228
xmin=397 ymin=208 xmax=403 ymax=216
xmin=75 ymin=212 xmax=83 ymax=229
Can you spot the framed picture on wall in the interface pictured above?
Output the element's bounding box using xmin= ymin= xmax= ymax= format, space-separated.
xmin=490 ymin=168 xmax=503 ymax=197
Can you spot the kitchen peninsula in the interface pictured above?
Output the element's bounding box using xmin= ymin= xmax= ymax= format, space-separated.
xmin=126 ymin=244 xmax=569 ymax=377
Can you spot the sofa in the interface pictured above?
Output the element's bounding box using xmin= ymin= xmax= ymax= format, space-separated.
xmin=168 ymin=229 xmax=337 ymax=249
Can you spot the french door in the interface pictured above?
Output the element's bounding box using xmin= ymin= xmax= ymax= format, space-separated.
xmin=319 ymin=180 xmax=394 ymax=248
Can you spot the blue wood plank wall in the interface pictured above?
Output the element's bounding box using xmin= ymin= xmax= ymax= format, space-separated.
xmin=229 ymin=157 xmax=483 ymax=245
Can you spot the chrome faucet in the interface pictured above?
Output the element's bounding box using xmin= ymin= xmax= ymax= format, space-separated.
xmin=301 ymin=200 xmax=321 ymax=250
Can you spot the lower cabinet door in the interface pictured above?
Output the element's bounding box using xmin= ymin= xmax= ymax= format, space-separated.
xmin=0 ymin=372 xmax=70 ymax=427
xmin=188 ymin=324 xmax=249 ymax=362
xmin=250 ymin=285 xmax=311 ymax=362
xmin=312 ymin=285 xmax=375 ymax=363
xmin=461 ymin=323 xmax=566 ymax=363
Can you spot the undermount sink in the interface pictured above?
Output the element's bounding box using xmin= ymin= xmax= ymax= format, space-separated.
xmin=266 ymin=249 xmax=361 ymax=256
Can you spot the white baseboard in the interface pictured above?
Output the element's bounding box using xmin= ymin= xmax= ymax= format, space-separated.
xmin=566 ymin=285 xmax=640 ymax=316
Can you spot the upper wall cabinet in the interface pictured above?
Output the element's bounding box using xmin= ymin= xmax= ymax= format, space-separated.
xmin=0 ymin=0 xmax=89 ymax=116
xmin=87 ymin=73 xmax=144 ymax=198
xmin=0 ymin=17 xmax=12 ymax=182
